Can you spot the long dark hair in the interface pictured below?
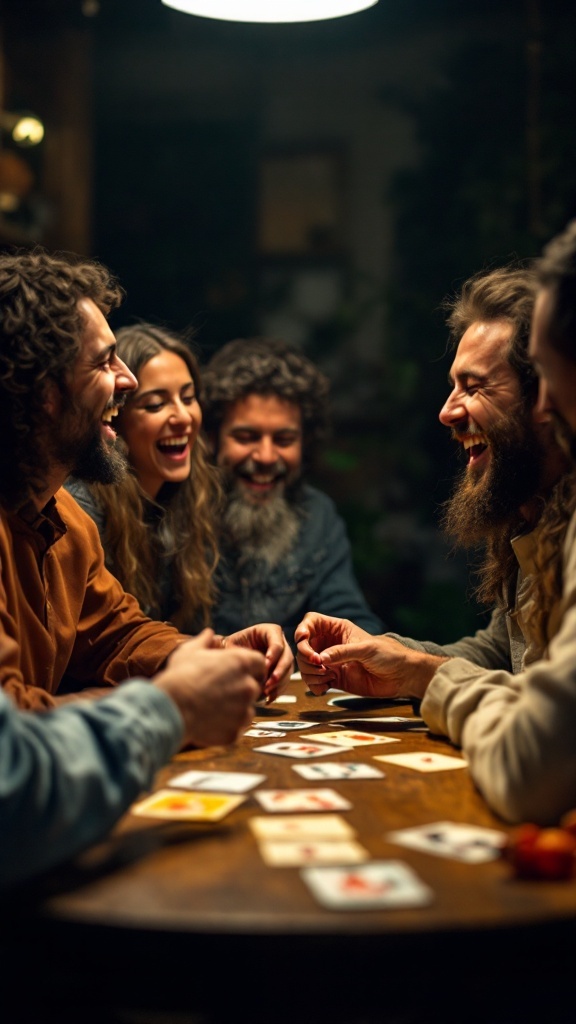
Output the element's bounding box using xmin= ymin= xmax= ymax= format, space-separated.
xmin=88 ymin=323 xmax=222 ymax=630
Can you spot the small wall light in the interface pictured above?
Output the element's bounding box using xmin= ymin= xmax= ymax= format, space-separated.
xmin=0 ymin=112 xmax=45 ymax=147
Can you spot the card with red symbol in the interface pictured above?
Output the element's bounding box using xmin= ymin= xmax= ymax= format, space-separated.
xmin=254 ymin=741 xmax=342 ymax=758
xmin=301 ymin=861 xmax=434 ymax=909
xmin=306 ymin=730 xmax=400 ymax=748
xmin=374 ymin=751 xmax=467 ymax=772
xmin=254 ymin=788 xmax=351 ymax=813
xmin=259 ymin=839 xmax=369 ymax=867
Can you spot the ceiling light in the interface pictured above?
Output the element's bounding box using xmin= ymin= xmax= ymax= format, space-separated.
xmin=161 ymin=0 xmax=379 ymax=24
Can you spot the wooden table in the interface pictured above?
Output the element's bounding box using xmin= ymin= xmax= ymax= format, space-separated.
xmin=3 ymin=680 xmax=575 ymax=1024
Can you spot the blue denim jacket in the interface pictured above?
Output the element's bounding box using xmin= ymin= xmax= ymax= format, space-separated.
xmin=212 ymin=484 xmax=383 ymax=648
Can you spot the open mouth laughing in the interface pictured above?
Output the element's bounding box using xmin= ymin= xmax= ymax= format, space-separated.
xmin=462 ymin=431 xmax=489 ymax=466
xmin=156 ymin=435 xmax=190 ymax=460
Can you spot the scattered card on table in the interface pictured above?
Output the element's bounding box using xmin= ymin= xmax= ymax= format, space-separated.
xmin=254 ymin=788 xmax=352 ymax=812
xmin=131 ymin=789 xmax=245 ymax=821
xmin=292 ymin=761 xmax=385 ymax=781
xmin=167 ymin=769 xmax=265 ymax=793
xmin=301 ymin=861 xmax=434 ymax=910
xmin=254 ymin=741 xmax=342 ymax=759
xmin=374 ymin=751 xmax=467 ymax=772
xmin=272 ymin=694 xmax=297 ymax=704
xmin=259 ymin=839 xmax=369 ymax=867
xmin=252 ymin=720 xmax=318 ymax=731
xmin=307 ymin=730 xmax=400 ymax=748
xmin=250 ymin=813 xmax=356 ymax=841
xmin=387 ymin=821 xmax=506 ymax=862
xmin=245 ymin=728 xmax=287 ymax=738
xmin=337 ymin=717 xmax=427 ymax=733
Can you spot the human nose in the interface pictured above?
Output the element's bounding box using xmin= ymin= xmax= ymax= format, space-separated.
xmin=170 ymin=397 xmax=196 ymax=425
xmin=252 ymin=435 xmax=276 ymax=463
xmin=439 ymin=387 xmax=467 ymax=427
xmin=113 ymin=354 xmax=137 ymax=393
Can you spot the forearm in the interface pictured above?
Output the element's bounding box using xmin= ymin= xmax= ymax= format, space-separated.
xmin=0 ymin=681 xmax=183 ymax=888
xmin=422 ymin=655 xmax=576 ymax=824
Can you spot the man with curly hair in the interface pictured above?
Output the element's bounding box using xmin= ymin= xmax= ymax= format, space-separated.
xmin=296 ymin=257 xmax=576 ymax=824
xmin=0 ymin=248 xmax=293 ymax=886
xmin=202 ymin=337 xmax=383 ymax=648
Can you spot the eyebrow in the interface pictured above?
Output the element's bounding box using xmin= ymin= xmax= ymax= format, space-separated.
xmin=447 ymin=369 xmax=489 ymax=386
xmin=91 ymin=342 xmax=116 ymax=363
xmin=135 ymin=382 xmax=195 ymax=400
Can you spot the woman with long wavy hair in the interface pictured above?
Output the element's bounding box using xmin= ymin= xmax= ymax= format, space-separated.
xmin=66 ymin=323 xmax=221 ymax=632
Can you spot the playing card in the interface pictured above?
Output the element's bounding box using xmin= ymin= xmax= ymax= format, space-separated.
xmin=336 ymin=717 xmax=427 ymax=733
xmin=254 ymin=741 xmax=342 ymax=759
xmin=301 ymin=861 xmax=434 ymax=910
xmin=292 ymin=762 xmax=385 ymax=781
xmin=245 ymin=728 xmax=287 ymax=737
xmin=249 ymin=814 xmax=356 ymax=841
xmin=252 ymin=720 xmax=318 ymax=731
xmin=327 ymin=694 xmax=411 ymax=710
xmin=387 ymin=821 xmax=507 ymax=863
xmin=131 ymin=789 xmax=245 ymax=821
xmin=259 ymin=839 xmax=369 ymax=867
xmin=272 ymin=694 xmax=297 ymax=704
xmin=167 ymin=770 xmax=265 ymax=793
xmin=374 ymin=751 xmax=467 ymax=772
xmin=254 ymin=788 xmax=352 ymax=812
xmin=307 ymin=730 xmax=400 ymax=748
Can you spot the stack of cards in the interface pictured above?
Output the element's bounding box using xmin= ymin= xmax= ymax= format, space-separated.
xmin=130 ymin=769 xmax=267 ymax=822
xmin=250 ymin=814 xmax=369 ymax=867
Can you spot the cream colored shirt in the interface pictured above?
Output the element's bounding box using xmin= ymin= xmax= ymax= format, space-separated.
xmin=422 ymin=512 xmax=576 ymax=824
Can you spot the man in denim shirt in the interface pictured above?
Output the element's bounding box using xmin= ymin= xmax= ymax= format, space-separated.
xmin=202 ymin=338 xmax=383 ymax=649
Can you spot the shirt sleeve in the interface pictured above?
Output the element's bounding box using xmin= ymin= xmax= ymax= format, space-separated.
xmin=420 ymin=517 xmax=576 ymax=825
xmin=0 ymin=681 xmax=183 ymax=889
xmin=386 ymin=605 xmax=512 ymax=671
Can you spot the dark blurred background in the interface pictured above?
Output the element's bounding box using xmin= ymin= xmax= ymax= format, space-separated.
xmin=1 ymin=0 xmax=575 ymax=639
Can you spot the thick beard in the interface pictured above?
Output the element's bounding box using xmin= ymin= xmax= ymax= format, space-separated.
xmin=52 ymin=409 xmax=128 ymax=486
xmin=441 ymin=407 xmax=545 ymax=548
xmin=222 ymin=488 xmax=301 ymax=569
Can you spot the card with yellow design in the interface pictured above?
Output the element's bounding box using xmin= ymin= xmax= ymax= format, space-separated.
xmin=131 ymin=789 xmax=246 ymax=821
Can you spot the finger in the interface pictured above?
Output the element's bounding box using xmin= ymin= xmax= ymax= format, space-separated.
xmin=295 ymin=638 xmax=323 ymax=665
xmin=303 ymin=676 xmax=330 ymax=696
xmin=320 ymin=642 xmax=366 ymax=666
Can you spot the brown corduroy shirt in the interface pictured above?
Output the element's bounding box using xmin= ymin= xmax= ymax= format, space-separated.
xmin=0 ymin=487 xmax=183 ymax=710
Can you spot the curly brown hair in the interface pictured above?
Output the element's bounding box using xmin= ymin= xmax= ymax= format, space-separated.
xmin=442 ymin=264 xmax=541 ymax=609
xmin=86 ymin=323 xmax=222 ymax=630
xmin=201 ymin=337 xmax=330 ymax=469
xmin=0 ymin=247 xmax=123 ymax=510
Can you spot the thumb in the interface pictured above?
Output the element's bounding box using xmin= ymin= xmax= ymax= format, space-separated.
xmin=320 ymin=643 xmax=363 ymax=666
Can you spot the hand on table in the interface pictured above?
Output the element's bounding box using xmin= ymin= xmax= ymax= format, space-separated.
xmin=155 ymin=629 xmax=264 ymax=748
xmin=295 ymin=612 xmax=445 ymax=701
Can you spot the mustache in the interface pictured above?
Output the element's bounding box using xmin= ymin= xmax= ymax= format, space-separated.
xmin=236 ymin=456 xmax=288 ymax=479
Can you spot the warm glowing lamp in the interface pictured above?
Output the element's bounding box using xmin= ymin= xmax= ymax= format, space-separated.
xmin=161 ymin=0 xmax=379 ymax=24
xmin=0 ymin=112 xmax=45 ymax=147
